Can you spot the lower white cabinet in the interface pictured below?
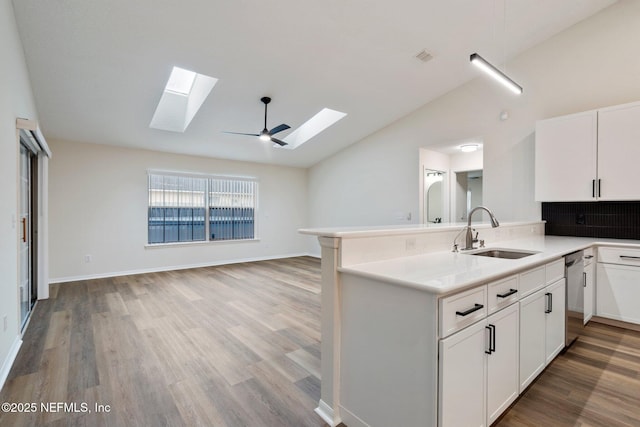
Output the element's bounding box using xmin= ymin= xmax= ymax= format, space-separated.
xmin=596 ymin=263 xmax=640 ymax=324
xmin=486 ymin=304 xmax=520 ymax=424
xmin=596 ymin=246 xmax=640 ymax=325
xmin=545 ymin=279 xmax=566 ymax=363
xmin=439 ymin=303 xmax=519 ymax=427
xmin=519 ymin=278 xmax=566 ymax=392
xmin=584 ymin=262 xmax=594 ymax=324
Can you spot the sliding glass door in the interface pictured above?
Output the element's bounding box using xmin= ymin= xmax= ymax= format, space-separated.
xmin=19 ymin=143 xmax=36 ymax=329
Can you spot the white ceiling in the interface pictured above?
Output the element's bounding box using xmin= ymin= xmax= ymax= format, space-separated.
xmin=12 ymin=0 xmax=616 ymax=168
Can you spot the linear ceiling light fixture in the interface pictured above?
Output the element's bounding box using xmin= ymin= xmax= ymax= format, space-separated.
xmin=470 ymin=53 xmax=522 ymax=95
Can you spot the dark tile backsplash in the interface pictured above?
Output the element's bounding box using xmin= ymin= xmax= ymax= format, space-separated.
xmin=542 ymin=201 xmax=640 ymax=239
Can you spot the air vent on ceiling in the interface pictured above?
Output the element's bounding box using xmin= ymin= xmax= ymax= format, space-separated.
xmin=415 ymin=49 xmax=433 ymax=63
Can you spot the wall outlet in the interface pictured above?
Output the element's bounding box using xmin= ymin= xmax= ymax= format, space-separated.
xmin=3 ymin=315 xmax=7 ymax=332
xmin=406 ymin=238 xmax=416 ymax=251
xmin=84 ymin=254 xmax=92 ymax=263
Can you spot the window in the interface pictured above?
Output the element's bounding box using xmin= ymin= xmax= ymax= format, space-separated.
xmin=148 ymin=172 xmax=257 ymax=244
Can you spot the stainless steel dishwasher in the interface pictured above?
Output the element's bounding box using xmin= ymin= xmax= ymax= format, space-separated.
xmin=565 ymin=250 xmax=584 ymax=347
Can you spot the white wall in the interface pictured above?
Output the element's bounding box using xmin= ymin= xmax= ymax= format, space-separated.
xmin=48 ymin=140 xmax=311 ymax=281
xmin=0 ymin=0 xmax=39 ymax=384
xmin=308 ymin=0 xmax=640 ymax=231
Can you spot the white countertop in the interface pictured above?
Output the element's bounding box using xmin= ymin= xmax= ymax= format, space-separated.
xmin=339 ymin=236 xmax=640 ymax=296
xmin=299 ymin=221 xmax=542 ymax=238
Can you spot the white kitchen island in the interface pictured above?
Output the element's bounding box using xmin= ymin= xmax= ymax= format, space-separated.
xmin=300 ymin=222 xmax=640 ymax=427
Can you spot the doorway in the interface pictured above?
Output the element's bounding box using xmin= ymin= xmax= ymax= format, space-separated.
xmin=453 ymin=170 xmax=483 ymax=222
xmin=19 ymin=140 xmax=38 ymax=330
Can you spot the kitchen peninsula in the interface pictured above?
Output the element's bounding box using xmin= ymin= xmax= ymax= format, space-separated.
xmin=300 ymin=222 xmax=640 ymax=427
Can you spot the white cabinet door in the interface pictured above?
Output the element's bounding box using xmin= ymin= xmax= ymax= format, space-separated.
xmin=545 ymin=279 xmax=566 ymax=364
xmin=520 ymin=280 xmax=567 ymax=392
xmin=486 ymin=303 xmax=520 ymax=425
xmin=534 ymin=110 xmax=597 ymax=201
xmin=439 ymin=320 xmax=487 ymax=427
xmin=519 ymin=289 xmax=546 ymax=392
xmin=597 ymin=101 xmax=640 ymax=200
xmin=584 ymin=263 xmax=594 ymax=324
xmin=596 ymin=263 xmax=640 ymax=324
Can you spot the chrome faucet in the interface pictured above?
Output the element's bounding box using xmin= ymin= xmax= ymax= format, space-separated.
xmin=455 ymin=206 xmax=500 ymax=251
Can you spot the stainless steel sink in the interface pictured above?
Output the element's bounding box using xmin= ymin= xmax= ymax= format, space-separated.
xmin=467 ymin=248 xmax=539 ymax=259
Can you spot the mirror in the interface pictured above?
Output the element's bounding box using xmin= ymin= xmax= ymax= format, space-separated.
xmin=424 ymin=169 xmax=445 ymax=223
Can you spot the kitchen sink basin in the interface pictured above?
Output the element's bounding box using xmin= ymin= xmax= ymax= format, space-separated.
xmin=467 ymin=248 xmax=539 ymax=259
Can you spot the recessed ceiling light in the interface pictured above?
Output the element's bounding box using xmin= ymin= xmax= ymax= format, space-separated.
xmin=150 ymin=66 xmax=218 ymax=133
xmin=282 ymin=108 xmax=347 ymax=149
xmin=460 ymin=144 xmax=479 ymax=153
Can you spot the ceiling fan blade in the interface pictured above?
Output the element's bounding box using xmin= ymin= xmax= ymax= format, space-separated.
xmin=223 ymin=131 xmax=260 ymax=137
xmin=269 ymin=123 xmax=291 ymax=136
xmin=271 ymin=137 xmax=288 ymax=147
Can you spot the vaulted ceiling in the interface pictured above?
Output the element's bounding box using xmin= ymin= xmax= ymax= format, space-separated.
xmin=13 ymin=0 xmax=616 ymax=167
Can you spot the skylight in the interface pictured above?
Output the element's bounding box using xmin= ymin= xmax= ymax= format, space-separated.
xmin=150 ymin=66 xmax=218 ymax=133
xmin=165 ymin=67 xmax=196 ymax=95
xmin=282 ymin=108 xmax=347 ymax=149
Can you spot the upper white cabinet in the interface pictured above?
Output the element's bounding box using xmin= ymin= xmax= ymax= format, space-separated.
xmin=535 ymin=100 xmax=640 ymax=201
xmin=535 ymin=110 xmax=597 ymax=201
xmin=597 ymin=102 xmax=640 ymax=200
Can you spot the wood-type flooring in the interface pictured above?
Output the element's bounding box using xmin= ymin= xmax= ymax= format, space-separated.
xmin=1 ymin=257 xmax=324 ymax=427
xmin=496 ymin=320 xmax=640 ymax=426
xmin=1 ymin=256 xmax=638 ymax=426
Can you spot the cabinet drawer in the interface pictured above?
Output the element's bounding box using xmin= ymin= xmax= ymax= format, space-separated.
xmin=488 ymin=275 xmax=519 ymax=314
xmin=519 ymin=266 xmax=545 ymax=298
xmin=597 ymin=246 xmax=640 ymax=266
xmin=545 ymin=259 xmax=565 ymax=284
xmin=440 ymin=286 xmax=487 ymax=338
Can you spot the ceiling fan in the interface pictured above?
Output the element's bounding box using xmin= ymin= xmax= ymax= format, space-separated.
xmin=224 ymin=97 xmax=290 ymax=146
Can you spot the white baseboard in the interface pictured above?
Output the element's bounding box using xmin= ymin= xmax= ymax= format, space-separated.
xmin=0 ymin=335 xmax=22 ymax=391
xmin=340 ymin=405 xmax=370 ymax=427
xmin=315 ymin=399 xmax=340 ymax=426
xmin=49 ymin=252 xmax=317 ymax=284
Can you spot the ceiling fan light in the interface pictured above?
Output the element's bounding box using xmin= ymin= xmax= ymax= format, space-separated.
xmin=259 ymin=133 xmax=271 ymax=142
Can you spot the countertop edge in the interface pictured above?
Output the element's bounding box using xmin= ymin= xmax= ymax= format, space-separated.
xmin=299 ymin=221 xmax=544 ymax=238
xmin=338 ymin=238 xmax=640 ymax=296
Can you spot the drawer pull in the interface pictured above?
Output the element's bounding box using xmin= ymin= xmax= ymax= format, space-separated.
xmin=456 ymin=303 xmax=484 ymax=317
xmin=584 ymin=255 xmax=594 ymax=259
xmin=619 ymin=255 xmax=640 ymax=261
xmin=496 ymin=288 xmax=517 ymax=298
